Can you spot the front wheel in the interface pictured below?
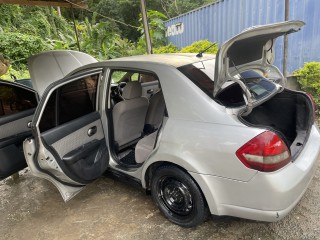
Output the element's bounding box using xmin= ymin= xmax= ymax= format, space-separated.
xmin=151 ymin=165 xmax=208 ymax=227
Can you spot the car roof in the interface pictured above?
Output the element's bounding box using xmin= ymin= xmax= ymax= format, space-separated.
xmin=106 ymin=53 xmax=216 ymax=68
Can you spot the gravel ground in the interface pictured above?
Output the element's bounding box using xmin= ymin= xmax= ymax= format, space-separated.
xmin=1 ymin=158 xmax=320 ymax=240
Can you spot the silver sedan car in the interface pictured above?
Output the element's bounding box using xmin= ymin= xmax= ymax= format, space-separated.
xmin=1 ymin=20 xmax=319 ymax=227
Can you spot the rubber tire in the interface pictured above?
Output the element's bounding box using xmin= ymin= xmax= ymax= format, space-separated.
xmin=151 ymin=165 xmax=208 ymax=228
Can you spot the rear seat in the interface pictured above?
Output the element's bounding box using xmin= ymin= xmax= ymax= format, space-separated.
xmin=135 ymin=131 xmax=158 ymax=163
xmin=136 ymin=89 xmax=165 ymax=163
xmin=144 ymin=90 xmax=165 ymax=133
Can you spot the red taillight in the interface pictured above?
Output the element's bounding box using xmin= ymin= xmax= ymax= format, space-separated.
xmin=236 ymin=131 xmax=291 ymax=172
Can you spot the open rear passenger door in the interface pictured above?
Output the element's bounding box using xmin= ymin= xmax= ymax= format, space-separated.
xmin=23 ymin=69 xmax=109 ymax=201
xmin=0 ymin=80 xmax=38 ymax=179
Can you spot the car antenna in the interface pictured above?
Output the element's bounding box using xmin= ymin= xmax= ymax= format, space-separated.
xmin=196 ymin=42 xmax=217 ymax=58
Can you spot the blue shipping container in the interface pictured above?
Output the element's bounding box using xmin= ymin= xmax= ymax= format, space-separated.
xmin=164 ymin=0 xmax=320 ymax=73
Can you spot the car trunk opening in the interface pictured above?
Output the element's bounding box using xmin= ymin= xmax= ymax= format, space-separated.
xmin=213 ymin=20 xmax=304 ymax=98
xmin=239 ymin=89 xmax=314 ymax=159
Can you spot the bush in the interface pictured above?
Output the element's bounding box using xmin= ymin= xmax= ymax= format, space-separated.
xmin=294 ymin=62 xmax=320 ymax=107
xmin=1 ymin=66 xmax=30 ymax=80
xmin=0 ymin=32 xmax=48 ymax=70
xmin=180 ymin=39 xmax=218 ymax=54
xmin=153 ymin=43 xmax=178 ymax=54
xmin=152 ymin=40 xmax=218 ymax=55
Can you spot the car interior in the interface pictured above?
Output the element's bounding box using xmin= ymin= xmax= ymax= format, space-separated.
xmin=0 ymin=69 xmax=166 ymax=182
xmin=0 ymin=81 xmax=38 ymax=179
xmin=34 ymin=73 xmax=109 ymax=184
xmin=109 ymin=70 xmax=166 ymax=167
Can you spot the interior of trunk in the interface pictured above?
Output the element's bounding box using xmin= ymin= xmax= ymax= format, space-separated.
xmin=240 ymin=89 xmax=314 ymax=158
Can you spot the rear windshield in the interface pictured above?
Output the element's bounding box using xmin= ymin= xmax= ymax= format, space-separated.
xmin=178 ymin=60 xmax=276 ymax=104
xmin=240 ymin=71 xmax=276 ymax=100
xmin=178 ymin=59 xmax=215 ymax=98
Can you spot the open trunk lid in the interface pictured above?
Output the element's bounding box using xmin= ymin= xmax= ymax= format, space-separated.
xmin=213 ymin=20 xmax=305 ymax=110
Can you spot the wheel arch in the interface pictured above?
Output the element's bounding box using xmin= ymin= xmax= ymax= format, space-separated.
xmin=142 ymin=158 xmax=219 ymax=215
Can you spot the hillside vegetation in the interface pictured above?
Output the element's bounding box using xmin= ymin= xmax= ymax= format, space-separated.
xmin=0 ymin=1 xmax=216 ymax=79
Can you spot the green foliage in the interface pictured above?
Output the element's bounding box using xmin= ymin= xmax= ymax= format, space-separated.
xmin=0 ymin=1 xmax=218 ymax=74
xmin=46 ymin=39 xmax=70 ymax=50
xmin=1 ymin=66 xmax=30 ymax=80
xmin=0 ymin=5 xmax=74 ymax=41
xmin=180 ymin=40 xmax=218 ymax=54
xmin=22 ymin=10 xmax=52 ymax=38
xmin=153 ymin=40 xmax=218 ymax=55
xmin=88 ymin=0 xmax=140 ymax=42
xmin=294 ymin=62 xmax=320 ymax=107
xmin=138 ymin=10 xmax=168 ymax=52
xmin=0 ymin=5 xmax=74 ymax=70
xmin=153 ymin=43 xmax=179 ymax=53
xmin=0 ymin=5 xmax=22 ymax=31
xmin=0 ymin=32 xmax=47 ymax=70
xmin=77 ymin=17 xmax=137 ymax=60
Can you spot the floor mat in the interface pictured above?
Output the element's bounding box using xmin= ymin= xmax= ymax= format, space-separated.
xmin=119 ymin=150 xmax=137 ymax=166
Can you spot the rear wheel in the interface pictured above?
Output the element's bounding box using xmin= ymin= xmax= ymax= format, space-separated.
xmin=151 ymin=165 xmax=208 ymax=227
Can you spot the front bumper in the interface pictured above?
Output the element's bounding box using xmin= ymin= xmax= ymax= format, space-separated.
xmin=190 ymin=125 xmax=320 ymax=222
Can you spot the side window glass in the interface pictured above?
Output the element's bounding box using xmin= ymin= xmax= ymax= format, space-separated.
xmin=39 ymin=74 xmax=99 ymax=132
xmin=140 ymin=73 xmax=158 ymax=83
xmin=0 ymin=84 xmax=37 ymax=117
xmin=131 ymin=73 xmax=139 ymax=81
xmin=110 ymin=71 xmax=158 ymax=84
xmin=111 ymin=71 xmax=127 ymax=83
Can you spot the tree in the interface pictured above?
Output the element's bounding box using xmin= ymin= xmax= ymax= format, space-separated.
xmin=138 ymin=10 xmax=168 ymax=48
xmin=0 ymin=0 xmax=218 ymax=78
xmin=0 ymin=32 xmax=47 ymax=70
xmin=77 ymin=16 xmax=136 ymax=60
xmin=88 ymin=0 xmax=141 ymax=42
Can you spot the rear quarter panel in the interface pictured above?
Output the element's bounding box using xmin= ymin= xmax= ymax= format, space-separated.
xmin=144 ymin=118 xmax=262 ymax=182
xmin=140 ymin=63 xmax=261 ymax=182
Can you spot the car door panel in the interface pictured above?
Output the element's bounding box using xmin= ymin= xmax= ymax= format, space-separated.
xmin=141 ymin=81 xmax=160 ymax=99
xmin=0 ymin=109 xmax=34 ymax=139
xmin=0 ymin=81 xmax=38 ymax=179
xmin=62 ymin=139 xmax=101 ymax=164
xmin=25 ymin=70 xmax=108 ymax=200
xmin=23 ymin=138 xmax=84 ymax=201
xmin=41 ymin=112 xmax=107 ymax=183
xmin=0 ymin=113 xmax=33 ymax=172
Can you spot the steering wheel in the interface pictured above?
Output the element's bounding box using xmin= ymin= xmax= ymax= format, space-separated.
xmin=112 ymin=82 xmax=127 ymax=102
xmin=118 ymin=82 xmax=127 ymax=98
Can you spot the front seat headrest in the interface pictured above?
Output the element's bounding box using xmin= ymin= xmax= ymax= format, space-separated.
xmin=122 ymin=82 xmax=142 ymax=100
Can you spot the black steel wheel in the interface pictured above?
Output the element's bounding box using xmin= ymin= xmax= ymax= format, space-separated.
xmin=151 ymin=165 xmax=208 ymax=227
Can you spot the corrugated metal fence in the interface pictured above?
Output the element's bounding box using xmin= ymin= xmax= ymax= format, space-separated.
xmin=164 ymin=0 xmax=320 ymax=73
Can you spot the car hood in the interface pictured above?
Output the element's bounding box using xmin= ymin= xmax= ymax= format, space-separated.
xmin=213 ymin=20 xmax=305 ymax=97
xmin=28 ymin=50 xmax=97 ymax=97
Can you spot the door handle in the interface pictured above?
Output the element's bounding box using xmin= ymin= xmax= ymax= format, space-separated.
xmin=147 ymin=89 xmax=154 ymax=94
xmin=87 ymin=126 xmax=97 ymax=137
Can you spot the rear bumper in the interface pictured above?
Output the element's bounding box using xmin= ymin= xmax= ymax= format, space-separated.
xmin=190 ymin=125 xmax=320 ymax=222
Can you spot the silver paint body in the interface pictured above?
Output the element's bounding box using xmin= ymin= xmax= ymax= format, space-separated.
xmin=23 ymin=21 xmax=320 ymax=222
xmin=23 ymin=55 xmax=320 ymax=221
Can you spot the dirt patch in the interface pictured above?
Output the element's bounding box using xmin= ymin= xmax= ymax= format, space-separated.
xmin=1 ymin=161 xmax=320 ymax=240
